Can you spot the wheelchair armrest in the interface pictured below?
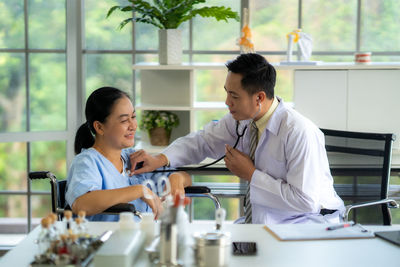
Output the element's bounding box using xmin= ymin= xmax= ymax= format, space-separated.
xmin=184 ymin=186 xmax=211 ymax=194
xmin=184 ymin=186 xmax=221 ymax=209
xmin=104 ymin=203 xmax=142 ymax=219
xmin=104 ymin=203 xmax=137 ymax=213
xmin=344 ymin=198 xmax=399 ymax=221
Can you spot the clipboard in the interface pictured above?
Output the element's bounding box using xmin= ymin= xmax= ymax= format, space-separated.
xmin=263 ymin=223 xmax=375 ymax=241
xmin=375 ymin=230 xmax=400 ymax=246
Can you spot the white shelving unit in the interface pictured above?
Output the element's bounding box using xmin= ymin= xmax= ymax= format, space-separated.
xmin=293 ymin=65 xmax=400 ymax=167
xmin=133 ymin=62 xmax=228 ymax=153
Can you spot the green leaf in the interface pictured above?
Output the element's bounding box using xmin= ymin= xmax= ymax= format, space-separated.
xmin=106 ymin=6 xmax=121 ymax=18
xmin=121 ymin=6 xmax=133 ymax=12
xmin=119 ymin=18 xmax=133 ymax=29
xmin=188 ymin=6 xmax=240 ymax=22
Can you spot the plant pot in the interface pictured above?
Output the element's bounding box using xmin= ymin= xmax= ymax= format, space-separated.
xmin=149 ymin=127 xmax=171 ymax=146
xmin=159 ymin=29 xmax=182 ymax=65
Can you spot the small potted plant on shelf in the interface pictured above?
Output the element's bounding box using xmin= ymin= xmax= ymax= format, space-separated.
xmin=107 ymin=0 xmax=239 ymax=65
xmin=140 ymin=110 xmax=180 ymax=146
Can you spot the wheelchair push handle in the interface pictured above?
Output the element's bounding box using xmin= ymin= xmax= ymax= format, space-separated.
xmin=29 ymin=171 xmax=55 ymax=180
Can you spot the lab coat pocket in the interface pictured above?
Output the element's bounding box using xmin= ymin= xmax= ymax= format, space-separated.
xmin=261 ymin=154 xmax=287 ymax=180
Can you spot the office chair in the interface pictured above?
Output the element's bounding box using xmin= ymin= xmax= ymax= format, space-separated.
xmin=28 ymin=171 xmax=220 ymax=221
xmin=320 ymin=128 xmax=399 ymax=225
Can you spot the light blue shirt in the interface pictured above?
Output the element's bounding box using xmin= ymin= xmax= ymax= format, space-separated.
xmin=66 ymin=147 xmax=169 ymax=221
xmin=163 ymin=97 xmax=344 ymax=224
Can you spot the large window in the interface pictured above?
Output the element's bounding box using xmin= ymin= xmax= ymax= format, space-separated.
xmin=0 ymin=0 xmax=67 ymax=234
xmin=0 ymin=0 xmax=400 ymax=235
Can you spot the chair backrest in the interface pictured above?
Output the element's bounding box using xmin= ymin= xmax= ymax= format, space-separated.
xmin=57 ymin=180 xmax=69 ymax=211
xmin=28 ymin=171 xmax=69 ymax=219
xmin=320 ymin=128 xmax=396 ymax=224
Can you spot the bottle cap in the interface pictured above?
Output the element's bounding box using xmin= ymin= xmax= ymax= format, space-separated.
xmin=141 ymin=212 xmax=154 ymax=223
xmin=48 ymin=213 xmax=57 ymax=223
xmin=70 ymin=234 xmax=78 ymax=242
xmin=64 ymin=210 xmax=72 ymax=219
xmin=120 ymin=212 xmax=134 ymax=222
xmin=78 ymin=210 xmax=86 ymax=218
xmin=119 ymin=212 xmax=136 ymax=230
xmin=60 ymin=234 xmax=68 ymax=242
xmin=41 ymin=217 xmax=50 ymax=228
xmin=193 ymin=231 xmax=231 ymax=247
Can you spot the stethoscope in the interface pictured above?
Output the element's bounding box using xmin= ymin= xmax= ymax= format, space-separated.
xmin=137 ymin=102 xmax=261 ymax=173
xmin=142 ymin=120 xmax=247 ymax=173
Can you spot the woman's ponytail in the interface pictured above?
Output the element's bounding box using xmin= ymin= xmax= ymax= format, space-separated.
xmin=74 ymin=122 xmax=95 ymax=154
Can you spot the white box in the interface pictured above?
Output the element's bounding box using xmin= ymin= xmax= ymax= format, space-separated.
xmin=94 ymin=229 xmax=145 ymax=267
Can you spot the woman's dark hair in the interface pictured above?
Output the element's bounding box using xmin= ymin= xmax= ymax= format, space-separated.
xmin=226 ymin=53 xmax=276 ymax=99
xmin=74 ymin=87 xmax=130 ymax=154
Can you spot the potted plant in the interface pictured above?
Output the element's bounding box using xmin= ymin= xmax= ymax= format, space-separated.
xmin=107 ymin=0 xmax=239 ymax=64
xmin=140 ymin=110 xmax=180 ymax=146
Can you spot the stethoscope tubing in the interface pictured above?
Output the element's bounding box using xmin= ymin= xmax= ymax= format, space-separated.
xmin=148 ymin=120 xmax=248 ymax=173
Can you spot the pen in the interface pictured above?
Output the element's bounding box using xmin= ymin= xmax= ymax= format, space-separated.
xmin=355 ymin=223 xmax=369 ymax=233
xmin=326 ymin=222 xmax=355 ymax=231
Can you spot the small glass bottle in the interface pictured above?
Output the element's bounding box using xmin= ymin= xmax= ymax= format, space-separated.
xmin=68 ymin=233 xmax=81 ymax=263
xmin=62 ymin=210 xmax=74 ymax=234
xmin=58 ymin=234 xmax=70 ymax=255
xmin=78 ymin=210 xmax=88 ymax=231
xmin=37 ymin=217 xmax=52 ymax=255
xmin=47 ymin=213 xmax=59 ymax=237
xmin=74 ymin=217 xmax=87 ymax=237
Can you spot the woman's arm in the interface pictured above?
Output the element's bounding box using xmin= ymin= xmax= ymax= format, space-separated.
xmin=71 ymin=185 xmax=162 ymax=218
xmin=169 ymin=171 xmax=192 ymax=198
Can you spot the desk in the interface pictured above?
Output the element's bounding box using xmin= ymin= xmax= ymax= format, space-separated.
xmin=1 ymin=222 xmax=400 ymax=267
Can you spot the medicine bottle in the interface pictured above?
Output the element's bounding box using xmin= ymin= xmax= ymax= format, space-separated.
xmin=37 ymin=217 xmax=52 ymax=254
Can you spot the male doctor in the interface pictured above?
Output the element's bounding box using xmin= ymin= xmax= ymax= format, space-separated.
xmin=131 ymin=53 xmax=344 ymax=224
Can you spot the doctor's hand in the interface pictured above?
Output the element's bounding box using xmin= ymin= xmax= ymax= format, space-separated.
xmin=129 ymin=150 xmax=168 ymax=175
xmin=224 ymin=144 xmax=256 ymax=181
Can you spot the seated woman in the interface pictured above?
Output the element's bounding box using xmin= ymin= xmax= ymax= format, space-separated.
xmin=66 ymin=86 xmax=191 ymax=221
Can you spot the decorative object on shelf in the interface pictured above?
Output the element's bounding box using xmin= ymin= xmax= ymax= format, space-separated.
xmin=237 ymin=8 xmax=254 ymax=53
xmin=354 ymin=52 xmax=371 ymax=64
xmin=107 ymin=0 xmax=239 ymax=65
xmin=140 ymin=110 xmax=179 ymax=146
xmin=280 ymin=29 xmax=320 ymax=65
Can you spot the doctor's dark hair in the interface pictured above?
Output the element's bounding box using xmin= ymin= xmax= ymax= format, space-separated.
xmin=74 ymin=86 xmax=130 ymax=154
xmin=226 ymin=53 xmax=276 ymax=99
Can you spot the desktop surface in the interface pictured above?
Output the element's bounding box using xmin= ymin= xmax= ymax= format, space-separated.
xmin=1 ymin=222 xmax=400 ymax=267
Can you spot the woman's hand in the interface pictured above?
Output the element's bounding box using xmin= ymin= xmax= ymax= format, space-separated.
xmin=141 ymin=186 xmax=163 ymax=219
xmin=168 ymin=172 xmax=192 ymax=199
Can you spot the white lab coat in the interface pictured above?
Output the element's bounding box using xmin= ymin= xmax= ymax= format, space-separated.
xmin=163 ymin=98 xmax=345 ymax=224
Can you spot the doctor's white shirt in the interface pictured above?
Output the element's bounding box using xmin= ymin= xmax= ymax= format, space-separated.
xmin=163 ymin=97 xmax=344 ymax=224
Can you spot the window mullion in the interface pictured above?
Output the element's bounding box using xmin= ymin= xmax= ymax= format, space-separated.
xmin=356 ymin=0 xmax=362 ymax=52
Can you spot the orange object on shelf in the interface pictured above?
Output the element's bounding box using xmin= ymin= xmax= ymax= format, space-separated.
xmin=237 ymin=8 xmax=254 ymax=53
